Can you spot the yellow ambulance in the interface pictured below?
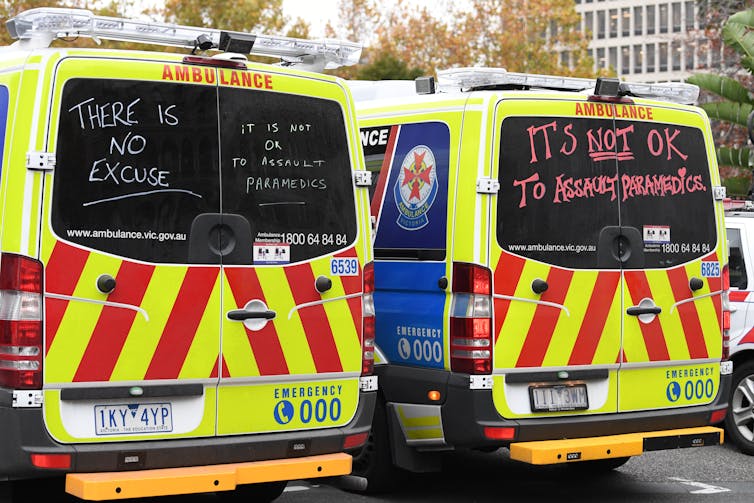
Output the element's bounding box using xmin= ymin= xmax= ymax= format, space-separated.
xmin=346 ymin=68 xmax=730 ymax=492
xmin=0 ymin=7 xmax=376 ymax=502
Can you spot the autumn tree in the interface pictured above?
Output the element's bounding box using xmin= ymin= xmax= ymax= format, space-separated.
xmin=326 ymin=0 xmax=594 ymax=80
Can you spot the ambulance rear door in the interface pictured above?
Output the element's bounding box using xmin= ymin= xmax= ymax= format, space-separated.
xmin=491 ymin=97 xmax=622 ymax=418
xmin=614 ymin=104 xmax=723 ymax=413
xmin=42 ymin=57 xmax=222 ymax=443
xmin=215 ymin=69 xmax=367 ymax=436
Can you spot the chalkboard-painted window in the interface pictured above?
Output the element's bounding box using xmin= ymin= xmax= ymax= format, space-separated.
xmin=497 ymin=115 xmax=715 ymax=269
xmin=219 ymin=88 xmax=357 ymax=263
xmin=54 ymin=79 xmax=220 ymax=263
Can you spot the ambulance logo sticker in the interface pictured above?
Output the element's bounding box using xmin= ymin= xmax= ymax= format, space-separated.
xmin=394 ymin=145 xmax=438 ymax=230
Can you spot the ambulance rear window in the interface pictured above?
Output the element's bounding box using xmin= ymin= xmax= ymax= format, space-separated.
xmin=219 ymin=88 xmax=357 ymax=263
xmin=496 ymin=114 xmax=716 ymax=269
xmin=53 ymin=79 xmax=220 ymax=264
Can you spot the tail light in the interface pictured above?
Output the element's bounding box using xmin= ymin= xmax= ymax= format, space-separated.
xmin=721 ymin=263 xmax=730 ymax=360
xmin=0 ymin=253 xmax=43 ymax=389
xmin=450 ymin=263 xmax=492 ymax=374
xmin=361 ymin=262 xmax=374 ymax=376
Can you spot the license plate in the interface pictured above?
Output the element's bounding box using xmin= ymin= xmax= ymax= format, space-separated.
xmin=94 ymin=402 xmax=173 ymax=435
xmin=529 ymin=384 xmax=588 ymax=412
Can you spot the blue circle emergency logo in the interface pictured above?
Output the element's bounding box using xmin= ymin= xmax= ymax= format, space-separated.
xmin=666 ymin=381 xmax=681 ymax=402
xmin=394 ymin=145 xmax=438 ymax=230
xmin=274 ymin=400 xmax=294 ymax=424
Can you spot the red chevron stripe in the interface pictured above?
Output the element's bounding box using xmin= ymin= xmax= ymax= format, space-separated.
xmin=493 ymin=252 xmax=527 ymax=343
xmin=624 ymin=271 xmax=670 ymax=361
xmin=668 ymin=267 xmax=708 ymax=359
xmin=568 ymin=271 xmax=620 ymax=365
xmin=730 ymin=290 xmax=750 ymax=302
xmin=742 ymin=327 xmax=754 ymax=345
xmin=335 ymin=248 xmax=363 ymax=339
xmin=44 ymin=242 xmax=90 ymax=353
xmin=73 ymin=261 xmax=154 ymax=382
xmin=370 ymin=125 xmax=399 ymax=219
xmin=667 ymin=266 xmax=708 ymax=359
xmin=224 ymin=267 xmax=289 ymax=376
xmin=515 ymin=267 xmax=573 ymax=367
xmin=285 ymin=263 xmax=343 ymax=373
xmin=145 ymin=267 xmax=219 ymax=379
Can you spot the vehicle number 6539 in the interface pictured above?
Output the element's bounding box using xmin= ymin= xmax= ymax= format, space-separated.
xmin=330 ymin=257 xmax=359 ymax=276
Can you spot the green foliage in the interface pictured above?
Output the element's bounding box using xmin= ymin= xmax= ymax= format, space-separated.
xmin=719 ymin=145 xmax=752 ymax=168
xmin=687 ymin=73 xmax=754 ymax=104
xmin=693 ymin=7 xmax=754 ymax=173
xmin=356 ymin=53 xmax=424 ymax=80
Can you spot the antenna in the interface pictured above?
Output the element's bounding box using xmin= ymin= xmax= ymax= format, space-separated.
xmin=5 ymin=8 xmax=362 ymax=71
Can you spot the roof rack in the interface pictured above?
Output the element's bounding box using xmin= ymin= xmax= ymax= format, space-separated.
xmin=5 ymin=7 xmax=362 ymax=71
xmin=437 ymin=67 xmax=700 ymax=105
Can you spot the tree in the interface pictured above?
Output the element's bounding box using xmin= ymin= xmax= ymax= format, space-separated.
xmin=687 ymin=8 xmax=754 ymax=195
xmin=355 ymin=52 xmax=424 ymax=80
xmin=326 ymin=0 xmax=594 ymax=80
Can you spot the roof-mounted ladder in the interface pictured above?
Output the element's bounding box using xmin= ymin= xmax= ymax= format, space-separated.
xmin=5 ymin=7 xmax=362 ymax=72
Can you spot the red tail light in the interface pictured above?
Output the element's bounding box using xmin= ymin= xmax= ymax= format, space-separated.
xmin=0 ymin=253 xmax=43 ymax=389
xmin=450 ymin=263 xmax=492 ymax=374
xmin=722 ymin=263 xmax=730 ymax=360
xmin=361 ymin=262 xmax=374 ymax=376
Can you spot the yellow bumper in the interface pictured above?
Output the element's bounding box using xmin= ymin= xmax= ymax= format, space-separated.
xmin=65 ymin=453 xmax=351 ymax=501
xmin=509 ymin=426 xmax=723 ymax=465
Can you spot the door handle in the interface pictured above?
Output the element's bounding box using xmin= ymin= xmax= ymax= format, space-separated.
xmin=626 ymin=306 xmax=661 ymax=316
xmin=227 ymin=309 xmax=276 ymax=321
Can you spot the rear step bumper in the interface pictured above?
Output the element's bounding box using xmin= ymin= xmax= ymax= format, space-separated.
xmin=509 ymin=426 xmax=723 ymax=465
xmin=66 ymin=452 xmax=351 ymax=500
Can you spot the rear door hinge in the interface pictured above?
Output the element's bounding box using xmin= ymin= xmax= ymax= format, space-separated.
xmin=354 ymin=170 xmax=372 ymax=187
xmin=27 ymin=151 xmax=55 ymax=171
xmin=712 ymin=185 xmax=726 ymax=200
xmin=13 ymin=390 xmax=43 ymax=408
xmin=476 ymin=177 xmax=499 ymax=194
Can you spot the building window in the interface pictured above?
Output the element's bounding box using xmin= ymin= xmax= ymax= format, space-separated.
xmin=634 ymin=6 xmax=643 ymax=36
xmin=672 ymin=3 xmax=682 ymax=33
xmin=610 ymin=9 xmax=618 ymax=38
xmin=685 ymin=1 xmax=695 ymax=31
xmin=634 ymin=44 xmax=643 ymax=73
xmin=646 ymin=43 xmax=656 ymax=72
xmin=685 ymin=43 xmax=695 ymax=70
xmin=697 ymin=38 xmax=708 ymax=69
xmin=659 ymin=42 xmax=668 ymax=71
xmin=561 ymin=51 xmax=570 ymax=69
xmin=672 ymin=40 xmax=681 ymax=70
xmin=609 ymin=47 xmax=618 ymax=72
xmin=597 ymin=47 xmax=606 ymax=70
xmin=597 ymin=10 xmax=606 ymax=39
xmin=712 ymin=42 xmax=722 ymax=68
xmin=659 ymin=3 xmax=669 ymax=34
xmin=647 ymin=5 xmax=656 ymax=35
xmin=584 ymin=11 xmax=594 ymax=36
xmin=621 ymin=46 xmax=630 ymax=75
xmin=622 ymin=8 xmax=631 ymax=36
